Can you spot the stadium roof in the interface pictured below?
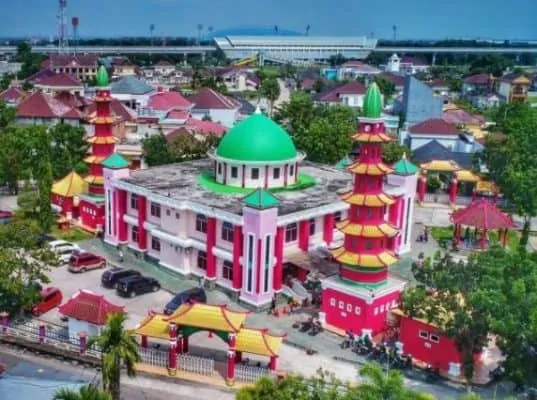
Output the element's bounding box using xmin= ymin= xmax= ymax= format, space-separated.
xmin=215 ymin=35 xmax=377 ymax=47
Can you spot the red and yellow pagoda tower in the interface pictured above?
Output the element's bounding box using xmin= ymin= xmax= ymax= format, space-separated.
xmin=78 ymin=66 xmax=118 ymax=231
xmin=320 ymin=83 xmax=407 ymax=336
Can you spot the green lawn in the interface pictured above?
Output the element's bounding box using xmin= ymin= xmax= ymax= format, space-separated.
xmin=430 ymin=226 xmax=519 ymax=249
xmin=52 ymin=226 xmax=94 ymax=242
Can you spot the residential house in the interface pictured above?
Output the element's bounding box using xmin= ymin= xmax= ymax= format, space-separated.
xmin=398 ymin=76 xmax=443 ymax=126
xmin=40 ymin=54 xmax=100 ymax=82
xmin=166 ymin=117 xmax=227 ymax=141
xmin=411 ymin=140 xmax=475 ymax=171
xmin=110 ymin=75 xmax=156 ymax=109
xmin=216 ymin=68 xmax=260 ymax=92
xmin=401 ymin=118 xmax=463 ymax=151
xmin=141 ymin=89 xmax=192 ymax=119
xmin=337 ymin=61 xmax=381 ymax=80
xmin=16 ymin=91 xmax=81 ymax=125
xmin=462 ymin=74 xmax=494 ymax=96
xmin=384 ymin=54 xmax=429 ymax=75
xmin=426 ymin=79 xmax=449 ymax=95
xmin=377 ymin=72 xmax=405 ymax=94
xmin=0 ymin=86 xmax=25 ymax=106
xmin=34 ymin=72 xmax=85 ymax=96
xmin=313 ymin=81 xmax=366 ymax=108
xmin=189 ymin=88 xmax=241 ymax=127
xmin=112 ymin=59 xmax=138 ymax=77
xmin=154 ymin=60 xmax=176 ymax=76
xmin=498 ymin=73 xmax=531 ymax=103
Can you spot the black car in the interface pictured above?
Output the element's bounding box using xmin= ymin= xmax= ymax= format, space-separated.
xmin=101 ymin=267 xmax=141 ymax=288
xmin=116 ymin=276 xmax=160 ymax=298
xmin=164 ymin=287 xmax=207 ymax=315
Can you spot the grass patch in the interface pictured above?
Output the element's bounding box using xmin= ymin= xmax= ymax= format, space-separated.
xmin=198 ymin=172 xmax=316 ymax=195
xmin=430 ymin=227 xmax=453 ymax=242
xmin=430 ymin=225 xmax=519 ymax=248
xmin=52 ymin=226 xmax=94 ymax=242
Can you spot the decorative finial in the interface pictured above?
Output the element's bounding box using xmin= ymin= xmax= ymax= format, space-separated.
xmin=96 ymin=65 xmax=109 ymax=87
xmin=255 ymin=105 xmax=262 ymax=115
xmin=402 ymin=152 xmax=407 ymax=160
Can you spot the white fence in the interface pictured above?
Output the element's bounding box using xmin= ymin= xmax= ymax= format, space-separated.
xmin=424 ymin=193 xmax=450 ymax=204
xmin=235 ymin=364 xmax=274 ymax=383
xmin=139 ymin=348 xmax=168 ymax=368
xmin=178 ymin=354 xmax=214 ymax=376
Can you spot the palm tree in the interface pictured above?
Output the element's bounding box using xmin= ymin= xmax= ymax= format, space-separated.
xmin=53 ymin=384 xmax=112 ymax=400
xmin=87 ymin=313 xmax=140 ymax=400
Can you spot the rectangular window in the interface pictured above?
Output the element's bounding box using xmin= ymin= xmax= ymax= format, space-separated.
xmin=330 ymin=298 xmax=336 ymax=306
xmin=131 ymin=226 xmax=139 ymax=242
xmin=222 ymin=260 xmax=233 ymax=281
xmin=151 ymin=237 xmax=161 ymax=251
xmin=338 ymin=301 xmax=344 ymax=310
xmin=196 ymin=214 xmax=207 ymax=233
xmin=221 ymin=222 xmax=234 ymax=242
xmin=346 ymin=304 xmax=352 ymax=312
xmin=419 ymin=330 xmax=429 ymax=339
xmin=231 ymin=166 xmax=238 ymax=178
xmin=285 ymin=223 xmax=298 ymax=242
xmin=217 ymin=163 xmax=222 ymax=175
xmin=365 ymin=240 xmax=373 ymax=250
xmin=166 ymin=209 xmax=171 ymax=216
xmin=429 ymin=334 xmax=440 ymax=343
xmin=289 ymin=165 xmax=294 ymax=176
xmin=334 ymin=211 xmax=342 ymax=222
xmin=130 ymin=194 xmax=138 ymax=210
xmin=251 ymin=168 xmax=259 ymax=179
xmin=380 ymin=304 xmax=385 ymax=312
xmin=355 ymin=306 xmax=361 ymax=315
xmin=366 ymin=209 xmax=373 ymax=219
xmin=351 ymin=237 xmax=359 ymax=249
xmin=374 ymin=307 xmax=378 ymax=315
xmin=264 ymin=235 xmax=271 ymax=293
xmin=197 ymin=251 xmax=207 ymax=270
xmin=247 ymin=234 xmax=254 ymax=292
xmin=309 ymin=218 xmax=316 ymax=236
xmin=273 ymin=168 xmax=280 ymax=179
xmin=150 ymin=202 xmax=161 ymax=218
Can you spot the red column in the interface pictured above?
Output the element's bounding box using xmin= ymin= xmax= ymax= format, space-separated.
xmin=78 ymin=332 xmax=87 ymax=354
xmin=168 ymin=323 xmax=178 ymax=374
xmin=264 ymin=165 xmax=269 ymax=188
xmin=273 ymin=227 xmax=284 ymax=291
xmin=418 ymin=175 xmax=426 ymax=203
xmin=176 ymin=333 xmax=183 ymax=354
xmin=137 ymin=196 xmax=147 ymax=250
xmin=117 ymin=190 xmax=127 ymax=242
xmin=323 ymin=213 xmax=335 ymax=246
xmin=389 ymin=197 xmax=401 ymax=226
xmin=449 ymin=178 xmax=458 ymax=204
xmin=454 ymin=224 xmax=461 ymax=245
xmin=227 ymin=350 xmax=236 ymax=385
xmin=298 ymin=220 xmax=310 ymax=252
xmin=232 ymin=225 xmax=243 ymax=290
xmin=256 ymin=238 xmax=262 ymax=294
xmin=269 ymin=356 xmax=278 ymax=370
xmin=183 ymin=335 xmax=189 ymax=353
xmin=141 ymin=335 xmax=148 ymax=349
xmin=206 ymin=217 xmax=217 ymax=279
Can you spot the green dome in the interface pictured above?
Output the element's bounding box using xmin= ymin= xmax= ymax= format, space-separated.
xmin=363 ymin=82 xmax=383 ymax=118
xmin=96 ymin=65 xmax=109 ymax=87
xmin=216 ymin=113 xmax=297 ymax=162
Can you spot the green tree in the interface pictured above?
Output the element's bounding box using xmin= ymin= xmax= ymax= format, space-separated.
xmin=53 ymin=384 xmax=112 ymax=400
xmin=87 ymin=313 xmax=140 ymax=400
xmin=274 ymin=92 xmax=316 ymax=139
xmin=374 ymin=76 xmax=396 ymax=100
xmin=0 ymin=73 xmax=15 ymax=91
xmin=259 ymin=77 xmax=280 ymax=117
xmin=14 ymin=42 xmax=43 ymax=79
xmin=49 ymin=124 xmax=89 ymax=179
xmin=142 ymin=133 xmax=174 ymax=166
xmin=313 ymin=78 xmax=325 ymax=93
xmin=469 ymin=54 xmax=513 ymax=77
xmin=381 ymin=142 xmax=410 ymax=164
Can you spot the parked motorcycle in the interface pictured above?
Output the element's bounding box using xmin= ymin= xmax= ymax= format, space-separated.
xmin=425 ymin=365 xmax=441 ymax=382
xmin=308 ymin=323 xmax=323 ymax=336
xmin=299 ymin=318 xmax=313 ymax=333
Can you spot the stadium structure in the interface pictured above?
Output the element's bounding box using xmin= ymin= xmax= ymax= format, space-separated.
xmin=213 ymin=36 xmax=378 ymax=66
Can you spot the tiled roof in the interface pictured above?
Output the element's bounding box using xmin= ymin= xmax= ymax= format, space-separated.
xmin=340 ymin=61 xmax=381 ymax=73
xmin=16 ymin=92 xmax=81 ymax=119
xmin=165 ymin=109 xmax=190 ymax=120
xmin=27 ymin=69 xmax=57 ymax=83
xmin=190 ymin=88 xmax=240 ymax=110
xmin=231 ymin=96 xmax=256 ymax=115
xmin=443 ymin=109 xmax=485 ymax=126
xmin=451 ymin=199 xmax=517 ymax=230
xmin=110 ymin=76 xmax=155 ymax=95
xmin=86 ymin=98 xmax=136 ymax=122
xmin=412 ymin=140 xmax=473 ymax=169
xmin=409 ymin=118 xmax=461 ymax=135
xmin=242 ymin=188 xmax=280 ymax=209
xmin=400 ymin=56 xmax=428 ymax=66
xmin=500 ymin=73 xmax=530 ymax=83
xmin=155 ymin=60 xmax=172 ymax=67
xmin=378 ymin=72 xmax=405 ymax=87
xmin=184 ymin=117 xmax=227 ymax=135
xmin=427 ymin=79 xmax=448 ymax=88
xmin=165 ymin=302 xmax=248 ymax=333
xmin=54 ymin=91 xmax=85 ymax=108
xmin=34 ymin=72 xmax=82 ymax=87
xmin=147 ymin=90 xmax=191 ymax=111
xmin=51 ymin=171 xmax=87 ymax=197
xmin=0 ymin=86 xmax=25 ymax=103
xmin=102 ymin=153 xmax=130 ymax=169
xmin=463 ymin=74 xmax=491 ymax=85
xmin=41 ymin=54 xmax=99 ymax=69
xmin=313 ymin=81 xmax=366 ymax=102
xmin=58 ymin=290 xmax=124 ymax=325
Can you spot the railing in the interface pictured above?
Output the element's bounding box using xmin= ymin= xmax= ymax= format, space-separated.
xmin=424 ymin=193 xmax=450 ymax=204
xmin=139 ymin=348 xmax=168 ymax=368
xmin=178 ymin=354 xmax=214 ymax=376
xmin=235 ymin=364 xmax=274 ymax=383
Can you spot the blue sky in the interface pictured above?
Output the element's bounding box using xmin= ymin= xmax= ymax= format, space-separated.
xmin=2 ymin=0 xmax=536 ymax=40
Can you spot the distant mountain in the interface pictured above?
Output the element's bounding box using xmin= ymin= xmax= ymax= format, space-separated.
xmin=211 ymin=26 xmax=302 ymax=38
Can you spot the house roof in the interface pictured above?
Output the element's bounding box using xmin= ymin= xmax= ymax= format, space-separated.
xmin=451 ymin=200 xmax=517 ymax=230
xmin=54 ymin=91 xmax=86 ymax=109
xmin=34 ymin=72 xmax=82 ymax=87
xmin=0 ymin=86 xmax=25 ymax=103
xmin=313 ymin=81 xmax=366 ymax=102
xmin=463 ymin=74 xmax=491 ymax=85
xmin=155 ymin=60 xmax=172 ymax=67
xmin=340 ymin=61 xmax=381 ymax=73
xmin=16 ymin=92 xmax=81 ymax=119
xmin=58 ymin=290 xmax=124 ymax=325
xmin=427 ymin=79 xmax=448 ymax=88
xmin=409 ymin=118 xmax=461 ymax=135
xmin=165 ymin=109 xmax=190 ymax=120
xmin=147 ymin=90 xmax=191 ymax=111
xmin=242 ymin=189 xmax=281 ymax=209
xmin=392 ymin=154 xmax=419 ymax=175
xmin=166 ymin=302 xmax=248 ymax=332
xmin=190 ymin=88 xmax=239 ymax=110
xmin=378 ymin=72 xmax=405 ymax=87
xmin=51 ymin=171 xmax=87 ymax=197
xmin=500 ymin=73 xmax=531 ymax=84
xmin=442 ymin=108 xmax=485 ymax=126
xmin=41 ymin=54 xmax=100 ymax=69
xmin=232 ymin=96 xmax=256 ymax=115
xmin=412 ymin=140 xmax=473 ymax=169
xmin=110 ymin=76 xmax=154 ymax=95
xmin=400 ymin=56 xmax=428 ymax=66
xmin=184 ymin=117 xmax=227 ymax=136
xmin=102 ymin=153 xmax=130 ymax=169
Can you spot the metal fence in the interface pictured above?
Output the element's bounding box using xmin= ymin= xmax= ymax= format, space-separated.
xmin=235 ymin=364 xmax=274 ymax=383
xmin=178 ymin=354 xmax=214 ymax=376
xmin=139 ymin=348 xmax=168 ymax=368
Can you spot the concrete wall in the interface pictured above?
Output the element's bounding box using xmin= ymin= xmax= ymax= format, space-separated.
xmin=402 ymin=76 xmax=443 ymax=125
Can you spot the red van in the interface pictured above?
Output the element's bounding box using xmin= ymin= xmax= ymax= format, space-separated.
xmin=68 ymin=252 xmax=106 ymax=273
xmin=31 ymin=287 xmax=63 ymax=316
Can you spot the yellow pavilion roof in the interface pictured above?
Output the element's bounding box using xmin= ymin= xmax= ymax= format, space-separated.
xmin=134 ymin=313 xmax=169 ymax=339
xmin=167 ymin=303 xmax=248 ymax=333
xmin=420 ymin=160 xmax=460 ymax=172
xmin=455 ymin=170 xmax=481 ymax=183
xmin=340 ymin=191 xmax=395 ymax=207
xmin=84 ymin=175 xmax=105 ymax=185
xmin=235 ymin=328 xmax=286 ymax=357
xmin=475 ymin=180 xmax=498 ymax=193
xmin=352 ymin=132 xmax=392 ymax=143
xmin=348 ymin=162 xmax=393 ymax=176
xmin=51 ymin=171 xmax=87 ymax=197
xmin=336 ymin=220 xmax=398 ymax=238
xmin=84 ymin=155 xmax=106 ymax=164
xmin=331 ymin=247 xmax=398 ymax=268
xmin=90 ymin=116 xmax=116 ymax=124
xmin=87 ymin=136 xmax=118 ymax=145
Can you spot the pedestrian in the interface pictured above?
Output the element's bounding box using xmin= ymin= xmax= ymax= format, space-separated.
xmin=117 ymin=248 xmax=124 ymax=263
xmin=199 ymin=276 xmax=205 ymax=288
xmin=424 ymin=227 xmax=429 ymax=243
xmin=269 ymin=295 xmax=276 ymax=315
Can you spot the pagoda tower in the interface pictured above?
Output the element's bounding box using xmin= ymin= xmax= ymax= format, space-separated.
xmin=78 ymin=66 xmax=118 ymax=231
xmin=320 ymin=83 xmax=407 ymax=336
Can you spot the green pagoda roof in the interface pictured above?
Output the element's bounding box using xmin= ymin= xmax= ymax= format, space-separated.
xmin=96 ymin=65 xmax=109 ymax=87
xmin=335 ymin=156 xmax=352 ymax=170
xmin=392 ymin=154 xmax=419 ymax=175
xmin=216 ymin=112 xmax=297 ymax=162
xmin=242 ymin=189 xmax=280 ymax=209
xmin=102 ymin=153 xmax=129 ymax=169
xmin=363 ymin=82 xmax=383 ymax=119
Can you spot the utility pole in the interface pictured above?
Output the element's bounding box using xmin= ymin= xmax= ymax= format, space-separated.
xmin=57 ymin=0 xmax=68 ymax=53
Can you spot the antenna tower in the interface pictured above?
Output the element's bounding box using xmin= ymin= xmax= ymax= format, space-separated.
xmin=57 ymin=0 xmax=68 ymax=53
xmin=392 ymin=25 xmax=398 ymax=41
xmin=72 ymin=17 xmax=79 ymax=54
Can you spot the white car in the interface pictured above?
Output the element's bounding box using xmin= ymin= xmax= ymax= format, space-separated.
xmin=56 ymin=247 xmax=80 ymax=264
xmin=48 ymin=240 xmax=80 ymax=253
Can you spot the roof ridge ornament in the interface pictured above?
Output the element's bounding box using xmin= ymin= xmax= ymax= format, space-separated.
xmin=255 ymin=105 xmax=262 ymax=114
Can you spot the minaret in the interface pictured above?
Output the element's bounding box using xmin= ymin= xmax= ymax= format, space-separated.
xmin=332 ymin=82 xmax=398 ymax=286
xmin=84 ymin=66 xmax=118 ymax=195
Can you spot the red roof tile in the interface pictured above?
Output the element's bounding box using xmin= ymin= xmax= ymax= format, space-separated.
xmin=463 ymin=74 xmax=492 ymax=85
xmin=451 ymin=199 xmax=517 ymax=230
xmin=155 ymin=60 xmax=172 ymax=66
xmin=54 ymin=91 xmax=85 ymax=108
xmin=190 ymin=88 xmax=239 ymax=110
xmin=185 ymin=117 xmax=227 ymax=136
xmin=409 ymin=118 xmax=461 ymax=135
xmin=35 ymin=72 xmax=82 ymax=87
xmin=147 ymin=91 xmax=191 ymax=111
xmin=0 ymin=87 xmax=25 ymax=103
xmin=165 ymin=109 xmax=190 ymax=119
xmin=59 ymin=290 xmax=124 ymax=325
xmin=443 ymin=109 xmax=485 ymax=126
xmin=314 ymin=81 xmax=366 ymax=102
xmin=41 ymin=54 xmax=99 ymax=69
xmin=378 ymin=72 xmax=405 ymax=87
xmin=16 ymin=92 xmax=81 ymax=119
xmin=400 ymin=56 xmax=428 ymax=66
